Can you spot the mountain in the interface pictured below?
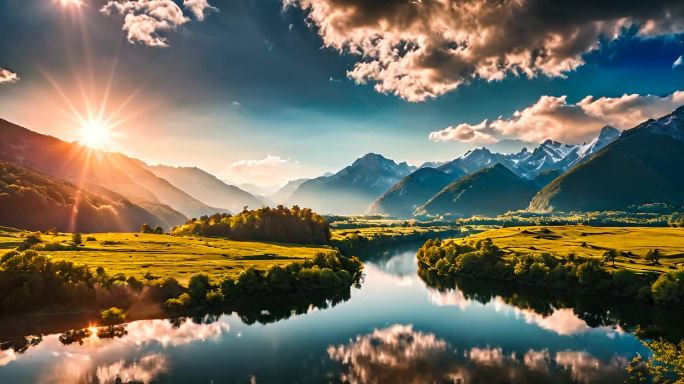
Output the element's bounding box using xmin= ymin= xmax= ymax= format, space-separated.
xmin=531 ymin=170 xmax=562 ymax=188
xmin=416 ymin=164 xmax=539 ymax=217
xmin=288 ymin=153 xmax=414 ymax=214
xmin=269 ymin=178 xmax=309 ymax=204
xmin=0 ymin=161 xmax=176 ymax=232
xmin=0 ymin=118 xmax=220 ymax=221
xmin=368 ymin=167 xmax=461 ymax=217
xmin=147 ymin=165 xmax=262 ymax=213
xmin=438 ymin=147 xmax=516 ymax=176
xmin=530 ymin=107 xmax=684 ymax=212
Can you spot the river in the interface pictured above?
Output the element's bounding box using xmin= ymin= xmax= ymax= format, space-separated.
xmin=0 ymin=243 xmax=669 ymax=383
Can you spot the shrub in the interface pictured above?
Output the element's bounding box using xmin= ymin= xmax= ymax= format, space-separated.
xmin=651 ymin=271 xmax=684 ymax=304
xmin=72 ymin=233 xmax=83 ymax=246
xmin=188 ymin=274 xmax=211 ymax=304
xmin=101 ymin=307 xmax=125 ymax=325
xmin=140 ymin=224 xmax=153 ymax=234
xmin=164 ymin=293 xmax=191 ymax=310
xmin=206 ymin=290 xmax=224 ymax=306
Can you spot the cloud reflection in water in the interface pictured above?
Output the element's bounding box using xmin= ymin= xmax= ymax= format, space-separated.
xmin=328 ymin=324 xmax=627 ymax=384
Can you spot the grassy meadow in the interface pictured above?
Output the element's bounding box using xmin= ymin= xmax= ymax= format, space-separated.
xmin=459 ymin=225 xmax=684 ymax=273
xmin=0 ymin=228 xmax=332 ymax=284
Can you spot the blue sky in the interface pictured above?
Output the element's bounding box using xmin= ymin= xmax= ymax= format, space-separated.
xmin=0 ymin=0 xmax=683 ymax=186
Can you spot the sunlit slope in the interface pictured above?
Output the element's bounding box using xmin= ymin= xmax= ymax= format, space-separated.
xmin=0 ymin=162 xmax=171 ymax=232
xmin=456 ymin=226 xmax=684 ymax=273
xmin=0 ymin=119 xmax=220 ymax=220
xmin=0 ymin=230 xmax=331 ymax=284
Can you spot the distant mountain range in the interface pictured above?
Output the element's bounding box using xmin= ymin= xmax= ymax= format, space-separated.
xmin=147 ymin=165 xmax=263 ymax=213
xmin=531 ymin=106 xmax=684 ymax=212
xmin=1 ymin=105 xmax=682 ymax=229
xmin=0 ymin=161 xmax=173 ymax=232
xmin=288 ymin=153 xmax=415 ymax=214
xmin=0 ymin=119 xmax=262 ymax=231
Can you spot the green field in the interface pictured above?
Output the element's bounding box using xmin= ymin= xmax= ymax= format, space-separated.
xmin=0 ymin=228 xmax=332 ymax=284
xmin=458 ymin=225 xmax=684 ymax=273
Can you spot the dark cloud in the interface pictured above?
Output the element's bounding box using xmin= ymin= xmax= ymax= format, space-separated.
xmin=286 ymin=0 xmax=684 ymax=101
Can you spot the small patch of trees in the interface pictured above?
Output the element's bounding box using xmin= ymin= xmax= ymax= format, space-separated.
xmin=644 ymin=249 xmax=661 ymax=265
xmin=164 ymin=251 xmax=363 ymax=310
xmin=172 ymin=206 xmax=331 ymax=245
xmin=417 ymin=238 xmax=684 ymax=305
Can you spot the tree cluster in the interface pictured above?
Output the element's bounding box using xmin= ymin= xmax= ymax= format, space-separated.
xmin=172 ymin=206 xmax=331 ymax=244
xmin=417 ymin=238 xmax=684 ymax=305
xmin=164 ymin=251 xmax=363 ymax=310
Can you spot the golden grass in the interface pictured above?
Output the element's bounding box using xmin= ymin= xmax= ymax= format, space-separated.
xmin=456 ymin=225 xmax=684 ymax=273
xmin=0 ymin=230 xmax=331 ymax=284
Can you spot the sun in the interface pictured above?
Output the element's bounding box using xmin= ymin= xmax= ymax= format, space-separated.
xmin=59 ymin=0 xmax=83 ymax=6
xmin=79 ymin=119 xmax=112 ymax=149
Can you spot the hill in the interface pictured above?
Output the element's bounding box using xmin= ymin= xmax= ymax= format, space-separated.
xmin=416 ymin=164 xmax=539 ymax=217
xmin=0 ymin=161 xmax=174 ymax=232
xmin=0 ymin=118 xmax=220 ymax=220
xmin=368 ymin=167 xmax=459 ymax=217
xmin=269 ymin=178 xmax=309 ymax=204
xmin=148 ymin=165 xmax=262 ymax=213
xmin=530 ymin=107 xmax=684 ymax=211
xmin=288 ymin=153 xmax=413 ymax=214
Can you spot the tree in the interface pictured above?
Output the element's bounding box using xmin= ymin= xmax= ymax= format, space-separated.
xmin=101 ymin=307 xmax=125 ymax=326
xmin=140 ymin=224 xmax=153 ymax=234
xmin=188 ymin=274 xmax=211 ymax=304
xmin=644 ymin=249 xmax=661 ymax=265
xmin=153 ymin=226 xmax=164 ymax=234
xmin=72 ymin=233 xmax=83 ymax=246
xmin=603 ymin=249 xmax=618 ymax=267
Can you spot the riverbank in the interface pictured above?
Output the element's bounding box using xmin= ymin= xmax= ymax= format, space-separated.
xmin=417 ymin=225 xmax=684 ymax=305
xmin=0 ymin=228 xmax=363 ymax=324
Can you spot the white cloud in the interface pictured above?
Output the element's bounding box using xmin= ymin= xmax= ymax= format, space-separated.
xmin=101 ymin=0 xmax=190 ymax=47
xmin=285 ymin=0 xmax=684 ymax=102
xmin=0 ymin=68 xmax=20 ymax=85
xmin=429 ymin=90 xmax=684 ymax=144
xmin=226 ymin=155 xmax=305 ymax=187
xmin=429 ymin=120 xmax=498 ymax=144
xmin=183 ymin=0 xmax=218 ymax=21
xmin=674 ymin=55 xmax=684 ymax=69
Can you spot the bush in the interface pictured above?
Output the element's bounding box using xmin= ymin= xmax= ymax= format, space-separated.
xmin=188 ymin=274 xmax=211 ymax=304
xmin=140 ymin=224 xmax=153 ymax=234
xmin=206 ymin=290 xmax=224 ymax=306
xmin=651 ymin=271 xmax=684 ymax=304
xmin=101 ymin=307 xmax=125 ymax=325
xmin=72 ymin=233 xmax=83 ymax=246
xmin=164 ymin=293 xmax=191 ymax=310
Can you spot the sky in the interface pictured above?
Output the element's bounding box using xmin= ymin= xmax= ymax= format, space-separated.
xmin=1 ymin=0 xmax=683 ymax=187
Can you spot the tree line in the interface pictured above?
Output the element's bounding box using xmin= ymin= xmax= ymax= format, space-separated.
xmin=171 ymin=206 xmax=331 ymax=245
xmin=417 ymin=238 xmax=684 ymax=305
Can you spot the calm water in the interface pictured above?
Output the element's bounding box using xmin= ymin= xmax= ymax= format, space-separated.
xmin=0 ymin=243 xmax=665 ymax=383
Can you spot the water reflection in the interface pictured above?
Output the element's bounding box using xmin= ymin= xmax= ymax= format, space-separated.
xmin=328 ymin=324 xmax=627 ymax=384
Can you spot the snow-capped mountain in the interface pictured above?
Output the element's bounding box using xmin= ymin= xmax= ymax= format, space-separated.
xmin=427 ymin=127 xmax=621 ymax=179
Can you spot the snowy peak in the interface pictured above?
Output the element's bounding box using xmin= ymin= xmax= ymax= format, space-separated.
xmin=598 ymin=125 xmax=620 ymax=140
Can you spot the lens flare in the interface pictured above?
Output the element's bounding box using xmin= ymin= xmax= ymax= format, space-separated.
xmin=59 ymin=0 xmax=83 ymax=6
xmin=79 ymin=119 xmax=112 ymax=149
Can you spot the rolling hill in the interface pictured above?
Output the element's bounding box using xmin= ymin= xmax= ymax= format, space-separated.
xmin=147 ymin=165 xmax=263 ymax=213
xmin=416 ymin=164 xmax=539 ymax=217
xmin=0 ymin=161 xmax=174 ymax=232
xmin=530 ymin=106 xmax=684 ymax=212
xmin=288 ymin=153 xmax=414 ymax=214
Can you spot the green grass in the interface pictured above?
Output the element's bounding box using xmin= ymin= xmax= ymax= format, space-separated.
xmin=331 ymin=224 xmax=467 ymax=242
xmin=0 ymin=230 xmax=332 ymax=284
xmin=458 ymin=225 xmax=684 ymax=273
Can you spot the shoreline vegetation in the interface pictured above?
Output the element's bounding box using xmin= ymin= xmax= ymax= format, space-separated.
xmin=417 ymin=226 xmax=684 ymax=306
xmin=0 ymin=207 xmax=363 ymax=327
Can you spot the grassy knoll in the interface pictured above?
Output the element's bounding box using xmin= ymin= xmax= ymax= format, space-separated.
xmin=418 ymin=225 xmax=684 ymax=305
xmin=460 ymin=225 xmax=684 ymax=273
xmin=0 ymin=229 xmax=331 ymax=284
